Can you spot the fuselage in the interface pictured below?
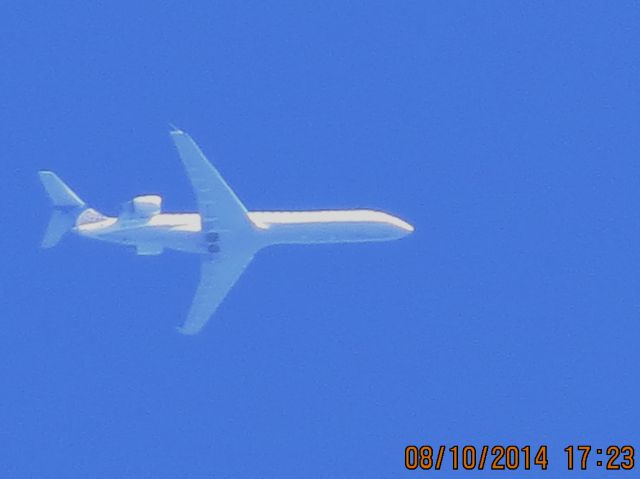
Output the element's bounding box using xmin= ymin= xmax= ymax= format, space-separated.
xmin=73 ymin=209 xmax=414 ymax=254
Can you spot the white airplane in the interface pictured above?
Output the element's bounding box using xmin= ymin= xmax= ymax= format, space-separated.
xmin=39 ymin=129 xmax=414 ymax=335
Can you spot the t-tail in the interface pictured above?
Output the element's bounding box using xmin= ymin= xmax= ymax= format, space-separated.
xmin=38 ymin=171 xmax=88 ymax=248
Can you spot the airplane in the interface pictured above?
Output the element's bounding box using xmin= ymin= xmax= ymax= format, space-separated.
xmin=39 ymin=129 xmax=414 ymax=335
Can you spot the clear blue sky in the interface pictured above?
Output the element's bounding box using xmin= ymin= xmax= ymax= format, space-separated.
xmin=1 ymin=2 xmax=639 ymax=478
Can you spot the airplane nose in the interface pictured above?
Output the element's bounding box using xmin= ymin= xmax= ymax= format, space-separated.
xmin=387 ymin=215 xmax=414 ymax=236
xmin=398 ymin=219 xmax=414 ymax=233
xmin=377 ymin=216 xmax=414 ymax=240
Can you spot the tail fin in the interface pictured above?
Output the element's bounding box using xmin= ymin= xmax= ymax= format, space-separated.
xmin=38 ymin=171 xmax=86 ymax=248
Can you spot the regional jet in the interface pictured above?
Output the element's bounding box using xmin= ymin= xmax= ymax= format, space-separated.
xmin=39 ymin=130 xmax=414 ymax=334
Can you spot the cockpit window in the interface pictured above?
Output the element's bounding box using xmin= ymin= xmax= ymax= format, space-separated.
xmin=76 ymin=208 xmax=106 ymax=225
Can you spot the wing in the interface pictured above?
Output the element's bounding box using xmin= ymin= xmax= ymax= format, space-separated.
xmin=178 ymin=248 xmax=255 ymax=335
xmin=170 ymin=129 xmax=253 ymax=234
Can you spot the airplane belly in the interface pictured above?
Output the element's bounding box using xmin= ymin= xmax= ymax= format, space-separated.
xmin=265 ymin=221 xmax=406 ymax=244
xmin=95 ymin=223 xmax=202 ymax=253
xmin=250 ymin=210 xmax=413 ymax=246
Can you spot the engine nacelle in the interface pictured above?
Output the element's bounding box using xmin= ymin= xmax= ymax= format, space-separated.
xmin=120 ymin=195 xmax=162 ymax=219
xmin=133 ymin=195 xmax=162 ymax=216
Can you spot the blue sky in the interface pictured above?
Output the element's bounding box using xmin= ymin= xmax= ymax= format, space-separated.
xmin=1 ymin=2 xmax=639 ymax=477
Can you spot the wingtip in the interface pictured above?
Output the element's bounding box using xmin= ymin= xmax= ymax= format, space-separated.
xmin=169 ymin=123 xmax=185 ymax=136
xmin=176 ymin=325 xmax=199 ymax=336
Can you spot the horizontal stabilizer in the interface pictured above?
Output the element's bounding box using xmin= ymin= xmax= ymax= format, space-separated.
xmin=41 ymin=210 xmax=76 ymax=248
xmin=39 ymin=171 xmax=89 ymax=248
xmin=39 ymin=171 xmax=85 ymax=208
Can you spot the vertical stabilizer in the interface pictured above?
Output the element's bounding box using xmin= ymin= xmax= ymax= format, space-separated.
xmin=38 ymin=171 xmax=87 ymax=248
